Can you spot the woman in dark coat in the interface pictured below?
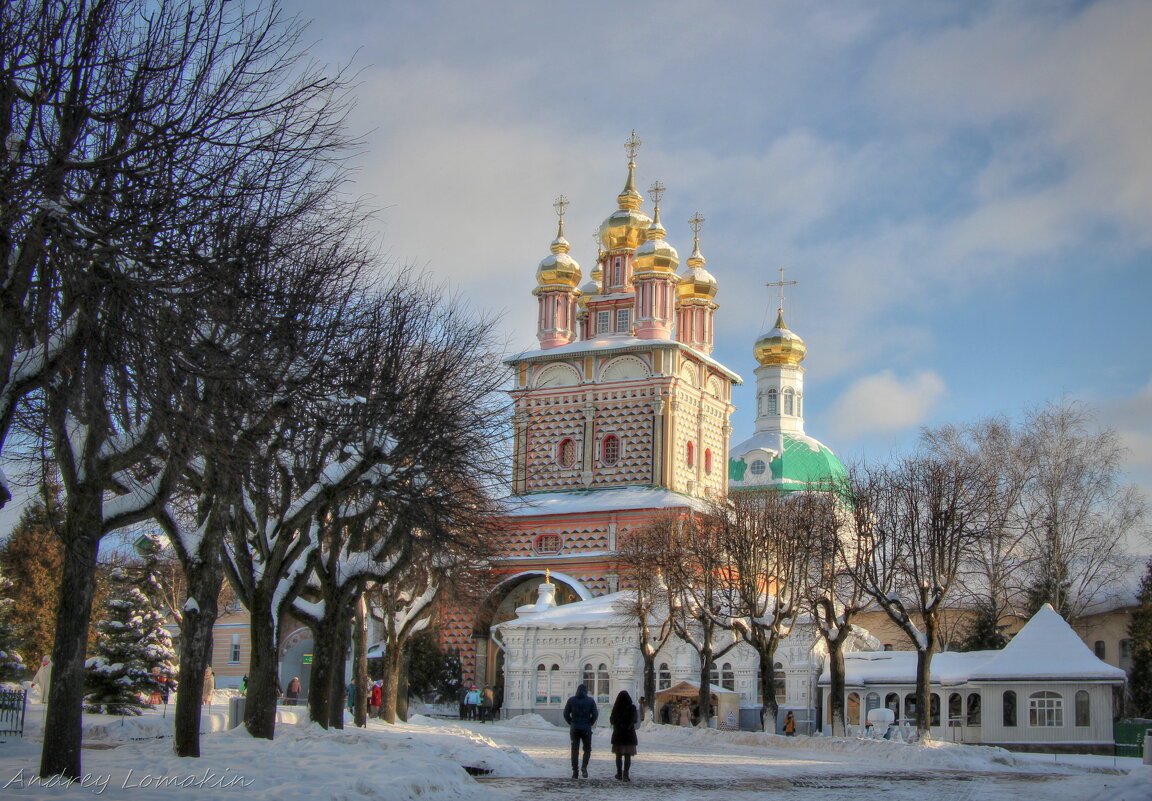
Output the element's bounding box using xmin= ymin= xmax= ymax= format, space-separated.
xmin=609 ymin=690 xmax=638 ymax=781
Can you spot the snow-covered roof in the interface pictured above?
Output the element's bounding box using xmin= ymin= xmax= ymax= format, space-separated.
xmin=495 ymin=590 xmax=632 ymax=630
xmin=659 ymin=679 xmax=739 ymax=697
xmin=969 ymin=604 xmax=1128 ymax=682
xmin=503 ymin=336 xmax=743 ymax=384
xmin=502 ymin=487 xmax=707 ymax=518
xmin=821 ymin=604 xmax=1126 ymax=687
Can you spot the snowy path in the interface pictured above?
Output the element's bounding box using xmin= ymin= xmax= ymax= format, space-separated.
xmin=462 ymin=721 xmax=1140 ymax=801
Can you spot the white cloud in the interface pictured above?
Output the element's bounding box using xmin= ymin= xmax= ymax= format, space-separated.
xmin=828 ymin=369 xmax=946 ymax=441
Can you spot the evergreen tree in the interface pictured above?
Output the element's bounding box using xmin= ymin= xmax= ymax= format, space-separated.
xmin=403 ymin=631 xmax=461 ymax=704
xmin=0 ymin=564 xmax=24 ymax=682
xmin=0 ymin=484 xmax=65 ymax=666
xmin=958 ymin=603 xmax=1009 ymax=652
xmin=84 ymin=569 xmax=177 ymax=715
xmin=1128 ymin=560 xmax=1152 ymax=718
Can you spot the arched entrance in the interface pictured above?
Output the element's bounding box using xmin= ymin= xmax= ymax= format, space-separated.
xmin=472 ymin=573 xmax=582 ymax=691
xmin=279 ymin=627 xmax=314 ymax=700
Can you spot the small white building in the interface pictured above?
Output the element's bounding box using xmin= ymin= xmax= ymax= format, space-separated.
xmin=819 ymin=604 xmax=1126 ymax=753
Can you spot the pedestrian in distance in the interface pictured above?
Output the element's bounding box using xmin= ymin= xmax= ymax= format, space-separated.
xmin=609 ymin=690 xmax=638 ymax=781
xmin=285 ymin=676 xmax=301 ymax=706
xmin=784 ymin=710 xmax=796 ymax=736
xmin=563 ymin=683 xmax=598 ymax=779
xmin=480 ymin=685 xmax=494 ymax=723
xmin=464 ymin=685 xmax=480 ymax=721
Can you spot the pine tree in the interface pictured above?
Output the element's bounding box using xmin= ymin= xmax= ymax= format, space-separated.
xmin=0 ymin=564 xmax=24 ymax=682
xmin=959 ymin=603 xmax=1009 ymax=652
xmin=1128 ymin=560 xmax=1152 ymax=718
xmin=84 ymin=569 xmax=177 ymax=715
xmin=0 ymin=485 xmax=65 ymax=666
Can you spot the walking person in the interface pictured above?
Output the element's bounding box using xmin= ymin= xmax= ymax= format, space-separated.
xmin=480 ymin=685 xmax=494 ymax=723
xmin=563 ymin=683 xmax=598 ymax=779
xmin=202 ymin=666 xmax=215 ymax=706
xmin=464 ymin=686 xmax=480 ymax=721
xmin=784 ymin=710 xmax=796 ymax=736
xmin=609 ymin=690 xmax=638 ymax=781
xmin=285 ymin=676 xmax=301 ymax=706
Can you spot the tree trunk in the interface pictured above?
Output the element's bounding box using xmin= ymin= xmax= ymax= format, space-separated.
xmin=306 ymin=615 xmax=339 ymax=728
xmin=380 ymin=642 xmax=401 ymax=723
xmin=173 ymin=555 xmax=222 ymax=757
xmin=758 ymin=642 xmax=779 ymax=733
xmin=243 ymin=589 xmax=279 ymax=740
xmin=397 ymin=648 xmax=410 ymax=722
xmin=39 ymin=506 xmax=100 ymax=779
xmin=328 ymin=621 xmax=348 ymax=730
xmin=914 ymin=648 xmax=934 ymax=740
xmin=827 ymin=637 xmax=847 ymax=737
xmin=641 ymin=652 xmax=656 ymax=722
xmin=353 ymin=596 xmax=368 ymax=727
xmin=696 ymin=652 xmax=713 ymax=728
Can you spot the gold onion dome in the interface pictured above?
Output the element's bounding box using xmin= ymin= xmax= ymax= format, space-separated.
xmin=598 ymin=159 xmax=651 ymax=252
xmin=754 ymin=309 xmax=807 ymax=366
xmin=577 ymin=276 xmax=600 ymax=309
xmin=537 ymin=217 xmax=581 ymax=288
xmin=676 ymin=230 xmax=718 ymax=300
xmin=633 ymin=196 xmax=679 ymax=276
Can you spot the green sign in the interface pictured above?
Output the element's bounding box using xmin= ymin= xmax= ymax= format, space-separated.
xmin=302 ymin=654 xmax=313 ymax=665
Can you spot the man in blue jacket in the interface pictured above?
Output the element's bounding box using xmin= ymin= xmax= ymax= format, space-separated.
xmin=563 ymin=684 xmax=599 ymax=779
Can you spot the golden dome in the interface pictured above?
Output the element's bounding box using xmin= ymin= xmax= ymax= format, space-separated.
xmin=676 ymin=231 xmax=717 ymax=300
xmin=754 ymin=309 xmax=807 ymax=366
xmin=633 ymin=203 xmax=679 ymax=276
xmin=577 ymin=276 xmax=600 ymax=309
xmin=598 ymin=160 xmax=651 ymax=252
xmin=536 ymin=221 xmax=581 ymax=288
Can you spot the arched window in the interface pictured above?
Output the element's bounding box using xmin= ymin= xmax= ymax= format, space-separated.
xmin=930 ymin=693 xmax=941 ymax=727
xmin=783 ymin=388 xmax=795 ymax=416
xmin=721 ymin=662 xmax=735 ymax=691
xmin=966 ymin=693 xmax=981 ymax=726
xmin=773 ymin=662 xmax=786 ymax=703
xmin=557 ymin=438 xmax=577 ymax=468
xmin=1029 ymin=691 xmax=1063 ymax=727
xmin=686 ymin=441 xmax=695 ymax=467
xmin=1075 ymin=690 xmax=1090 ymax=727
xmin=1003 ymin=690 xmax=1017 ymax=727
xmin=749 ymin=459 xmax=767 ymax=476
xmin=535 ymin=664 xmax=547 ymax=704
xmin=904 ymin=693 xmax=917 ymax=723
xmin=601 ymin=435 xmax=620 ymax=466
xmin=766 ymin=389 xmax=778 ymax=415
xmin=548 ymin=664 xmax=563 ymax=704
xmin=885 ymin=693 xmax=900 ymax=724
xmin=1094 ymin=641 xmax=1106 ymax=659
xmin=658 ymin=663 xmax=671 ymax=690
xmin=948 ymin=693 xmax=962 ymax=727
xmin=596 ymin=663 xmax=610 ymax=704
xmin=847 ymin=692 xmax=861 ymax=726
xmin=704 ymin=448 xmax=713 ymax=474
xmin=866 ymin=692 xmax=880 ymax=721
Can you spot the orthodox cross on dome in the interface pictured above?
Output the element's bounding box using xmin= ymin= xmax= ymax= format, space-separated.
xmin=553 ymin=194 xmax=569 ymax=235
xmin=625 ymin=130 xmax=642 ymax=164
xmin=648 ymin=180 xmax=665 ymax=208
xmin=689 ymin=211 xmax=705 ymax=242
xmin=766 ymin=267 xmax=798 ymax=313
xmin=544 ymin=568 xmax=552 ymax=585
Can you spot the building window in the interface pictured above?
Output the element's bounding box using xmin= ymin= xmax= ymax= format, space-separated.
xmin=535 ymin=664 xmax=548 ymax=704
xmin=704 ymin=448 xmax=713 ymax=474
xmin=1028 ymin=691 xmax=1063 ymax=727
xmin=601 ymin=435 xmax=620 ymax=466
xmin=548 ymin=664 xmax=562 ymax=704
xmin=616 ymin=308 xmax=630 ymax=333
xmin=612 ymin=257 xmax=623 ymax=287
xmin=557 ymin=438 xmax=577 ymax=468
xmin=774 ymin=662 xmax=786 ymax=703
xmin=749 ymin=459 xmax=767 ymax=476
xmin=885 ymin=693 xmax=900 ymax=724
xmin=948 ymin=693 xmax=962 ymax=727
xmin=597 ymin=310 xmax=611 ymax=334
xmin=1094 ymin=641 xmax=1106 ymax=660
xmin=966 ymin=693 xmax=981 ymax=726
xmin=783 ymin=388 xmax=795 ymax=416
xmin=1075 ymin=690 xmax=1090 ymax=727
xmin=686 ymin=441 xmax=695 ymax=467
xmin=658 ymin=663 xmax=671 ymax=690
xmin=766 ymin=389 xmax=778 ymax=415
xmin=1003 ymin=690 xmax=1017 ymax=727
xmin=583 ymin=662 xmax=610 ymax=705
xmin=1120 ymin=639 xmax=1134 ymax=669
xmin=883 ymin=643 xmax=894 ymax=652
xmin=709 ymin=663 xmax=735 ymax=692
xmin=230 ymin=634 xmax=240 ymax=664
xmin=904 ymin=693 xmax=917 ymax=723
xmin=535 ymin=534 xmax=562 ymax=555
xmin=847 ymin=692 xmax=861 ymax=726
xmin=930 ymin=693 xmax=940 ymax=727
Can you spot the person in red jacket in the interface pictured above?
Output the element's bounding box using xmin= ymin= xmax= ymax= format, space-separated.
xmin=369 ymin=681 xmax=383 ymax=717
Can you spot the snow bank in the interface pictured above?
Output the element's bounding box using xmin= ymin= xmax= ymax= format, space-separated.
xmin=501 ymin=713 xmax=558 ymax=729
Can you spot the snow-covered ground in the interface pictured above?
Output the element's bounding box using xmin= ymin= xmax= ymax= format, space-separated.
xmin=2 ymin=702 xmax=1150 ymax=800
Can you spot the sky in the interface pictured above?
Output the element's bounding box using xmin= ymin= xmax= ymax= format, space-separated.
xmin=2 ymin=0 xmax=1151 ymax=544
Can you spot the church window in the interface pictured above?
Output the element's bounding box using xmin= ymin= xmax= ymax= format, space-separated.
xmin=549 ymin=664 xmax=562 ymax=704
xmin=686 ymin=441 xmax=695 ymax=467
xmin=904 ymin=693 xmax=917 ymax=723
xmin=1075 ymin=690 xmax=1090 ymax=727
xmin=1003 ymin=690 xmax=1017 ymax=727
xmin=557 ymin=438 xmax=577 ymax=468
xmin=597 ymin=310 xmax=611 ymax=334
xmin=616 ymin=308 xmax=630 ymax=333
xmin=885 ymin=693 xmax=900 ymax=724
xmin=535 ymin=664 xmax=547 ymax=704
xmin=535 ymin=534 xmax=562 ymax=555
xmin=704 ymin=448 xmax=713 ymax=474
xmin=658 ymin=663 xmax=671 ymax=690
xmin=948 ymin=693 xmax=962 ymax=727
xmin=583 ymin=662 xmax=611 ymax=704
xmin=783 ymin=388 xmax=795 ymax=416
xmin=749 ymin=459 xmax=766 ymax=477
xmin=847 ymin=692 xmax=860 ymax=725
xmin=601 ymin=435 xmax=620 ymax=466
xmin=612 ymin=257 xmax=623 ymax=287
xmin=774 ymin=662 xmax=786 ymax=702
xmin=1028 ymin=691 xmax=1063 ymax=727
xmin=766 ymin=389 xmax=778 ymax=415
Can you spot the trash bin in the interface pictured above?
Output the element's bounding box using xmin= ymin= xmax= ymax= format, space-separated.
xmin=229 ymin=697 xmax=246 ymax=730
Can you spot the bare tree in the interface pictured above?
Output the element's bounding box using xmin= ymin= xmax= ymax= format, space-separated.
xmin=710 ymin=490 xmax=812 ymax=732
xmin=849 ymin=456 xmax=994 ymax=740
xmin=615 ymin=516 xmax=677 ymax=722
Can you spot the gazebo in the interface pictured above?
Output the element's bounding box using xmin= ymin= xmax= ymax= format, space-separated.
xmin=654 ymin=681 xmax=741 ymax=730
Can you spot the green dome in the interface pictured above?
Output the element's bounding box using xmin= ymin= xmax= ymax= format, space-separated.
xmin=728 ymin=433 xmax=846 ymax=491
